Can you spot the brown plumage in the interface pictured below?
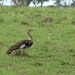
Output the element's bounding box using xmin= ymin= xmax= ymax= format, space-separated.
xmin=6 ymin=30 xmax=33 ymax=54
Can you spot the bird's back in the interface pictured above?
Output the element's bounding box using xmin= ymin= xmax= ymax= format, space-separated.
xmin=20 ymin=40 xmax=33 ymax=48
xmin=6 ymin=40 xmax=33 ymax=54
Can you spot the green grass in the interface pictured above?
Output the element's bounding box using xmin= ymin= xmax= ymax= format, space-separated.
xmin=0 ymin=6 xmax=75 ymax=75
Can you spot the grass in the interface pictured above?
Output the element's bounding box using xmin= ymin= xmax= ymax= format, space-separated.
xmin=0 ymin=6 xmax=75 ymax=75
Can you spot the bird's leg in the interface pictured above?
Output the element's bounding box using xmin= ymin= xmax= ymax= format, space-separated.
xmin=23 ymin=49 xmax=30 ymax=57
xmin=14 ymin=49 xmax=21 ymax=56
xmin=20 ymin=49 xmax=30 ymax=57
xmin=20 ymin=49 xmax=24 ymax=56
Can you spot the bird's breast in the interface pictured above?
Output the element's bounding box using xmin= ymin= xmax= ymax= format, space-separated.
xmin=20 ymin=41 xmax=33 ymax=49
xmin=20 ymin=44 xmax=26 ymax=48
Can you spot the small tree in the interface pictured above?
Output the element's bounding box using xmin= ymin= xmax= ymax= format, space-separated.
xmin=12 ymin=0 xmax=18 ymax=6
xmin=2 ymin=0 xmax=4 ymax=5
xmin=64 ymin=1 xmax=67 ymax=7
xmin=71 ymin=0 xmax=75 ymax=6
xmin=25 ymin=0 xmax=32 ymax=6
xmin=32 ymin=0 xmax=49 ymax=7
xmin=12 ymin=0 xmax=32 ymax=6
xmin=32 ymin=0 xmax=38 ymax=7
xmin=55 ymin=0 xmax=61 ymax=6
xmin=11 ymin=0 xmax=49 ymax=6
xmin=38 ymin=0 xmax=49 ymax=7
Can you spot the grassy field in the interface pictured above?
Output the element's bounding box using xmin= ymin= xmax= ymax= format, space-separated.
xmin=0 ymin=6 xmax=75 ymax=75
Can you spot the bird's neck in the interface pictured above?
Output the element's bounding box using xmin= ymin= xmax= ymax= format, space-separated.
xmin=28 ymin=32 xmax=32 ymax=41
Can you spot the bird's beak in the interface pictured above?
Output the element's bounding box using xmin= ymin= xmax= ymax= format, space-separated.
xmin=31 ymin=30 xmax=34 ymax=31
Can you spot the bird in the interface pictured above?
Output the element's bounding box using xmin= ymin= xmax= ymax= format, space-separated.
xmin=6 ymin=30 xmax=33 ymax=55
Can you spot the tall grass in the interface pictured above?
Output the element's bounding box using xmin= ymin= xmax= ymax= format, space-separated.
xmin=0 ymin=6 xmax=75 ymax=75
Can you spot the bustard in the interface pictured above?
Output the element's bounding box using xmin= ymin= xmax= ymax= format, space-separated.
xmin=6 ymin=30 xmax=33 ymax=56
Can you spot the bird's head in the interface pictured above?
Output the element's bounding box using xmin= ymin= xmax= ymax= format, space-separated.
xmin=27 ymin=29 xmax=34 ymax=33
xmin=27 ymin=29 xmax=34 ymax=40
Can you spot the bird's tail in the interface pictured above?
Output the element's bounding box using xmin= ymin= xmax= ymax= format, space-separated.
xmin=6 ymin=46 xmax=14 ymax=54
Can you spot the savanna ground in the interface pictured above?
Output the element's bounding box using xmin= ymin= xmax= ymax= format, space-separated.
xmin=0 ymin=6 xmax=75 ymax=75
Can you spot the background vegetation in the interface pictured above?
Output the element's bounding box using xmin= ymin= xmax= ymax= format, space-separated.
xmin=1 ymin=0 xmax=75 ymax=7
xmin=0 ymin=6 xmax=75 ymax=75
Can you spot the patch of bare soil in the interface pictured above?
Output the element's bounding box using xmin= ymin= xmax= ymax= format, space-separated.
xmin=0 ymin=42 xmax=4 ymax=46
xmin=42 ymin=17 xmax=53 ymax=22
xmin=21 ymin=21 xmax=29 ymax=26
xmin=33 ymin=14 xmax=41 ymax=17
